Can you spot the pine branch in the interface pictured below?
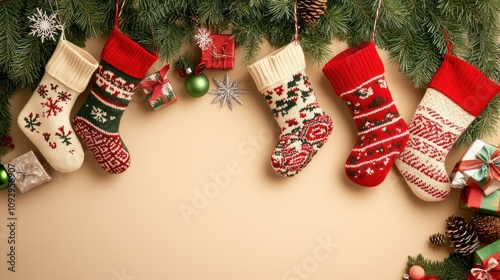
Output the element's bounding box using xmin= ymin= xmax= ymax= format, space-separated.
xmin=9 ymin=36 xmax=55 ymax=89
xmin=0 ymin=1 xmax=24 ymax=73
xmin=406 ymin=253 xmax=473 ymax=280
xmin=65 ymin=0 xmax=113 ymax=38
xmin=0 ymin=73 xmax=17 ymax=158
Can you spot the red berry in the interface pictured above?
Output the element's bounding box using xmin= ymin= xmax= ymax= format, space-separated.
xmin=178 ymin=68 xmax=186 ymax=78
xmin=423 ymin=276 xmax=439 ymax=280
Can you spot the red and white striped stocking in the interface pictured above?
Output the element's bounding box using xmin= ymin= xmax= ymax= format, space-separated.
xmin=395 ymin=53 xmax=500 ymax=201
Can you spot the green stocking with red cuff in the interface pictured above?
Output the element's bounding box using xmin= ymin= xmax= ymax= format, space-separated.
xmin=73 ymin=27 xmax=158 ymax=174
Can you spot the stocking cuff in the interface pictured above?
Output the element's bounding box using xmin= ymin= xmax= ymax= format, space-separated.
xmin=101 ymin=27 xmax=158 ymax=79
xmin=322 ymin=42 xmax=385 ymax=96
xmin=45 ymin=39 xmax=99 ymax=92
xmin=247 ymin=42 xmax=305 ymax=92
xmin=429 ymin=54 xmax=500 ymax=116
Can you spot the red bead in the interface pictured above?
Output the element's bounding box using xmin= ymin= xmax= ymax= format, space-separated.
xmin=423 ymin=276 xmax=439 ymax=280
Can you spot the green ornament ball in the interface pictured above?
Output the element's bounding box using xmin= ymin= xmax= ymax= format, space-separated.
xmin=0 ymin=164 xmax=9 ymax=191
xmin=185 ymin=73 xmax=209 ymax=98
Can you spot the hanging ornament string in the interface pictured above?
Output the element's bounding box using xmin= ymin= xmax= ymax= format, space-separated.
xmin=115 ymin=0 xmax=126 ymax=27
xmin=294 ymin=0 xmax=300 ymax=44
xmin=371 ymin=0 xmax=383 ymax=42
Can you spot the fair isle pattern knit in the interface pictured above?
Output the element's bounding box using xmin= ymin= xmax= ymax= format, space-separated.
xmin=248 ymin=42 xmax=333 ymax=177
xmin=73 ymin=61 xmax=139 ymax=174
xmin=395 ymin=89 xmax=475 ymax=201
xmin=322 ymin=42 xmax=408 ymax=187
xmin=338 ymin=76 xmax=408 ymax=186
xmin=395 ymin=52 xmax=499 ymax=201
xmin=17 ymin=39 xmax=98 ymax=173
xmin=266 ymin=72 xmax=333 ymax=176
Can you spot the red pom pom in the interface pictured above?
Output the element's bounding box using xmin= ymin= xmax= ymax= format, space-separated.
xmin=409 ymin=265 xmax=426 ymax=280
xmin=178 ymin=68 xmax=186 ymax=78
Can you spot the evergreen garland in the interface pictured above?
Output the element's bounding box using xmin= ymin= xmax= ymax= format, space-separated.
xmin=0 ymin=0 xmax=499 ymax=157
xmin=406 ymin=253 xmax=474 ymax=280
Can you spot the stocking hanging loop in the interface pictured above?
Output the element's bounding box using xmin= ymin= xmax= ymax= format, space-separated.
xmin=294 ymin=0 xmax=300 ymax=44
xmin=444 ymin=30 xmax=453 ymax=54
xmin=115 ymin=0 xmax=126 ymax=27
xmin=47 ymin=0 xmax=65 ymax=39
xmin=371 ymin=0 xmax=383 ymax=42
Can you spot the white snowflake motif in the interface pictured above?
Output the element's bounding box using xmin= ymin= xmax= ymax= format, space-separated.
xmin=377 ymin=79 xmax=388 ymax=89
xmin=194 ymin=28 xmax=213 ymax=51
xmin=356 ymin=87 xmax=374 ymax=99
xmin=366 ymin=167 xmax=374 ymax=175
xmin=28 ymin=8 xmax=63 ymax=43
xmin=208 ymin=72 xmax=249 ymax=110
xmin=90 ymin=106 xmax=107 ymax=123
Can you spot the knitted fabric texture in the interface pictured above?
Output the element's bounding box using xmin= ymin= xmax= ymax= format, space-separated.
xmin=322 ymin=42 xmax=409 ymax=187
xmin=395 ymin=53 xmax=500 ymax=201
xmin=248 ymin=42 xmax=333 ymax=177
xmin=18 ymin=38 xmax=98 ymax=172
xmin=73 ymin=27 xmax=158 ymax=174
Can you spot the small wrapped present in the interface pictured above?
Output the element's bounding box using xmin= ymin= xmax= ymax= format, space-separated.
xmin=200 ymin=34 xmax=235 ymax=70
xmin=467 ymin=240 xmax=500 ymax=280
xmin=139 ymin=64 xmax=177 ymax=110
xmin=460 ymin=183 xmax=500 ymax=216
xmin=451 ymin=139 xmax=500 ymax=196
xmin=7 ymin=151 xmax=52 ymax=193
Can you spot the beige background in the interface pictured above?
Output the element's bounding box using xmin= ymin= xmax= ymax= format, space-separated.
xmin=1 ymin=36 xmax=498 ymax=280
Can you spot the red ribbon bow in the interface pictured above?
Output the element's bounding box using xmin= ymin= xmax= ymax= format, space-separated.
xmin=141 ymin=64 xmax=171 ymax=105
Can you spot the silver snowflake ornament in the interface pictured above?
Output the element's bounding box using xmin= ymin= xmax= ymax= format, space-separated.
xmin=28 ymin=8 xmax=62 ymax=43
xmin=208 ymin=73 xmax=249 ymax=111
xmin=194 ymin=28 xmax=213 ymax=51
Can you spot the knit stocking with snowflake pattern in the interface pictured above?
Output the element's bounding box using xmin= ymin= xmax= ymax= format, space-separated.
xmin=322 ymin=42 xmax=409 ymax=187
xmin=247 ymin=42 xmax=333 ymax=177
xmin=17 ymin=38 xmax=98 ymax=172
xmin=73 ymin=27 xmax=157 ymax=174
xmin=395 ymin=53 xmax=500 ymax=201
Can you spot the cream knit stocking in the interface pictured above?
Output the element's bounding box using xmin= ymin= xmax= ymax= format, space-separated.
xmin=18 ymin=38 xmax=98 ymax=172
xmin=248 ymin=43 xmax=333 ymax=177
xmin=395 ymin=54 xmax=500 ymax=201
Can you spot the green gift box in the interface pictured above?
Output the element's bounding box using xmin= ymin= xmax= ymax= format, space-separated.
xmin=467 ymin=240 xmax=500 ymax=279
xmin=460 ymin=183 xmax=500 ymax=216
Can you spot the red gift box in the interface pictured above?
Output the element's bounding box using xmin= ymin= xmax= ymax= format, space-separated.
xmin=200 ymin=34 xmax=235 ymax=70
xmin=460 ymin=182 xmax=500 ymax=216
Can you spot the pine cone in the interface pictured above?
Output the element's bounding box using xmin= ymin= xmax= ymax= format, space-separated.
xmin=471 ymin=212 xmax=500 ymax=243
xmin=429 ymin=233 xmax=447 ymax=247
xmin=297 ymin=0 xmax=328 ymax=25
xmin=446 ymin=214 xmax=480 ymax=255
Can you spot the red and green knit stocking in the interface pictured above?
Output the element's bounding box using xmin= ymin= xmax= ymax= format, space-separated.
xmin=248 ymin=42 xmax=333 ymax=177
xmin=73 ymin=27 xmax=158 ymax=174
xmin=322 ymin=42 xmax=409 ymax=187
